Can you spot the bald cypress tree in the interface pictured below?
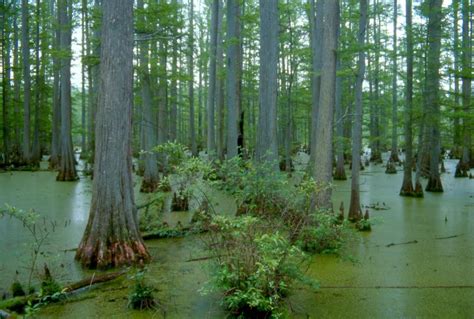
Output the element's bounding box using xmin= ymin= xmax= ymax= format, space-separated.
xmin=76 ymin=0 xmax=150 ymax=268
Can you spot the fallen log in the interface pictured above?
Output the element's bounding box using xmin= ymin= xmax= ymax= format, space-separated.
xmin=63 ymin=270 xmax=127 ymax=292
xmin=386 ymin=240 xmax=418 ymax=247
xmin=435 ymin=234 xmax=462 ymax=240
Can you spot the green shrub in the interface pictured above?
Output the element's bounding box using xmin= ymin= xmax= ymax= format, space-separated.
xmin=203 ymin=216 xmax=316 ymax=318
xmin=128 ymin=269 xmax=156 ymax=310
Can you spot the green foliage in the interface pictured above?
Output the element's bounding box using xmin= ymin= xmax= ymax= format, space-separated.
xmin=128 ymin=269 xmax=156 ymax=310
xmin=203 ymin=216 xmax=317 ymax=318
xmin=298 ymin=212 xmax=351 ymax=254
xmin=10 ymin=281 xmax=26 ymax=297
xmin=153 ymin=141 xmax=188 ymax=172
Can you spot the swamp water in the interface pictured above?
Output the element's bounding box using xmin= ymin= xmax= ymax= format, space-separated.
xmin=0 ymin=156 xmax=473 ymax=318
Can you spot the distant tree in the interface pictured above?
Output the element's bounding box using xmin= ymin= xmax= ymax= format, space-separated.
xmin=256 ymin=0 xmax=279 ymax=165
xmin=424 ymin=0 xmax=443 ymax=192
xmin=348 ymin=0 xmax=368 ymax=221
xmin=207 ymin=0 xmax=219 ymax=157
xmin=56 ymin=0 xmax=77 ymax=181
xmin=76 ymin=0 xmax=150 ymax=269
xmin=21 ymin=0 xmax=31 ymax=164
xmin=312 ymin=0 xmax=338 ymax=209
xmin=400 ymin=0 xmax=415 ymax=196
xmin=389 ymin=0 xmax=400 ymax=163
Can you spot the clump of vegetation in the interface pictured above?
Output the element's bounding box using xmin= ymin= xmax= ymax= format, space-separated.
xmin=138 ymin=193 xmax=166 ymax=232
xmin=202 ymin=216 xmax=317 ymax=318
xmin=171 ymin=187 xmax=190 ymax=211
xmin=356 ymin=210 xmax=373 ymax=232
xmin=128 ymin=269 xmax=156 ymax=310
xmin=298 ymin=211 xmax=350 ymax=254
xmin=10 ymin=281 xmax=26 ymax=297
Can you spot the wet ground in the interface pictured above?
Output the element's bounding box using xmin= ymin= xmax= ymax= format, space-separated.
xmin=0 ymin=155 xmax=473 ymax=318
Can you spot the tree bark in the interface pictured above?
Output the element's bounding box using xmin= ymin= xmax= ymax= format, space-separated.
xmin=459 ymin=0 xmax=471 ymax=169
xmin=206 ymin=0 xmax=219 ymax=157
xmin=138 ymin=0 xmax=159 ymax=193
xmin=188 ymin=0 xmax=197 ymax=156
xmin=56 ymin=0 xmax=77 ymax=181
xmin=389 ymin=0 xmax=400 ymax=163
xmin=424 ymin=0 xmax=443 ymax=192
xmin=49 ymin=0 xmax=61 ymax=170
xmin=21 ymin=0 xmax=31 ymax=164
xmin=256 ymin=0 xmax=279 ymax=165
xmin=76 ymin=0 xmax=150 ymax=269
xmin=226 ymin=0 xmax=242 ymax=159
xmin=400 ymin=0 xmax=415 ymax=196
xmin=348 ymin=0 xmax=367 ymax=221
xmin=312 ymin=0 xmax=338 ymax=210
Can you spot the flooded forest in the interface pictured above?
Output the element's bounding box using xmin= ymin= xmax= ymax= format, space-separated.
xmin=0 ymin=0 xmax=473 ymax=318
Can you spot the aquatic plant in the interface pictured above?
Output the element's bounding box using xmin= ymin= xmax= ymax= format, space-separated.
xmin=127 ymin=269 xmax=156 ymax=310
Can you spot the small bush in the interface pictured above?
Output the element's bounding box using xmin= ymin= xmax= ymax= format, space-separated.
xmin=128 ymin=269 xmax=156 ymax=310
xmin=203 ymin=216 xmax=316 ymax=318
xmin=11 ymin=281 xmax=26 ymax=297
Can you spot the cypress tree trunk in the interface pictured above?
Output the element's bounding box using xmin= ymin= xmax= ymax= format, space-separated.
xmin=312 ymin=0 xmax=338 ymax=209
xmin=425 ymin=0 xmax=443 ymax=192
xmin=21 ymin=0 xmax=31 ymax=164
xmin=389 ymin=0 xmax=400 ymax=163
xmin=400 ymin=0 xmax=415 ymax=196
xmin=308 ymin=0 xmax=323 ymax=164
xmin=459 ymin=0 xmax=471 ymax=169
xmin=348 ymin=0 xmax=367 ymax=221
xmin=334 ymin=4 xmax=346 ymax=181
xmin=12 ymin=8 xmax=21 ymax=162
xmin=169 ymin=0 xmax=178 ymax=143
xmin=188 ymin=0 xmax=197 ymax=156
xmin=452 ymin=0 xmax=461 ymax=149
xmin=256 ymin=0 xmax=279 ymax=165
xmin=56 ymin=0 xmax=77 ymax=181
xmin=207 ymin=0 xmax=219 ymax=157
xmin=226 ymin=0 xmax=241 ymax=159
xmin=76 ymin=0 xmax=150 ymax=269
xmin=138 ymin=0 xmax=159 ymax=193
xmin=49 ymin=0 xmax=61 ymax=170
xmin=1 ymin=7 xmax=10 ymax=165
xmin=216 ymin=0 xmax=225 ymax=161
xmin=31 ymin=0 xmax=41 ymax=166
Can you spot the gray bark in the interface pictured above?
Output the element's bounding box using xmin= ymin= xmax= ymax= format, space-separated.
xmin=348 ymin=0 xmax=367 ymax=221
xmin=312 ymin=0 xmax=338 ymax=210
xmin=21 ymin=0 xmax=31 ymax=163
xmin=256 ymin=0 xmax=279 ymax=165
xmin=216 ymin=0 xmax=225 ymax=160
xmin=138 ymin=0 xmax=159 ymax=192
xmin=188 ymin=0 xmax=197 ymax=155
xmin=76 ymin=0 xmax=150 ymax=269
xmin=424 ymin=0 xmax=443 ymax=192
xmin=400 ymin=0 xmax=415 ymax=196
xmin=207 ymin=0 xmax=219 ymax=156
xmin=56 ymin=0 xmax=77 ymax=181
xmin=50 ymin=0 xmax=61 ymax=169
xmin=389 ymin=0 xmax=399 ymax=162
xmin=309 ymin=0 xmax=324 ymax=163
xmin=460 ymin=0 xmax=471 ymax=165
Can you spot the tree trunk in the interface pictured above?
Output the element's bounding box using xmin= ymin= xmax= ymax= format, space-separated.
xmin=226 ymin=0 xmax=241 ymax=159
xmin=56 ymin=0 xmax=77 ymax=181
xmin=138 ymin=0 xmax=159 ymax=193
xmin=334 ymin=5 xmax=346 ymax=181
xmin=207 ymin=0 xmax=219 ymax=157
xmin=348 ymin=0 xmax=367 ymax=222
xmin=459 ymin=0 xmax=471 ymax=169
xmin=256 ymin=0 xmax=279 ymax=165
xmin=216 ymin=0 xmax=225 ymax=160
xmin=308 ymin=0 xmax=323 ymax=165
xmin=49 ymin=0 xmax=61 ymax=170
xmin=389 ymin=0 xmax=400 ymax=163
xmin=12 ymin=8 xmax=21 ymax=162
xmin=452 ymin=0 xmax=461 ymax=148
xmin=31 ymin=0 xmax=41 ymax=166
xmin=76 ymin=0 xmax=150 ymax=269
xmin=400 ymin=0 xmax=415 ymax=196
xmin=21 ymin=0 xmax=31 ymax=164
xmin=1 ymin=7 xmax=10 ymax=165
xmin=312 ymin=0 xmax=338 ymax=209
xmin=424 ymin=0 xmax=443 ymax=192
xmin=169 ymin=0 xmax=178 ymax=143
xmin=188 ymin=0 xmax=197 ymax=156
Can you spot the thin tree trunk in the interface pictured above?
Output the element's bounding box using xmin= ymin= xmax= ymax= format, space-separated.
xmin=400 ymin=0 xmax=415 ymax=196
xmin=424 ymin=0 xmax=443 ymax=192
xmin=389 ymin=0 xmax=400 ymax=163
xmin=31 ymin=0 xmax=41 ymax=165
xmin=49 ymin=0 xmax=61 ymax=169
xmin=188 ymin=0 xmax=197 ymax=155
xmin=348 ymin=0 xmax=367 ymax=221
xmin=138 ymin=0 xmax=159 ymax=193
xmin=12 ymin=8 xmax=21 ymax=161
xmin=76 ymin=0 xmax=150 ymax=269
xmin=21 ymin=0 xmax=31 ymax=164
xmin=216 ymin=0 xmax=225 ymax=160
xmin=312 ymin=0 xmax=338 ymax=210
xmin=459 ymin=0 xmax=471 ymax=168
xmin=256 ymin=0 xmax=279 ymax=165
xmin=169 ymin=0 xmax=178 ymax=142
xmin=56 ymin=0 xmax=77 ymax=181
xmin=1 ymin=6 xmax=10 ymax=165
xmin=206 ymin=0 xmax=219 ymax=157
